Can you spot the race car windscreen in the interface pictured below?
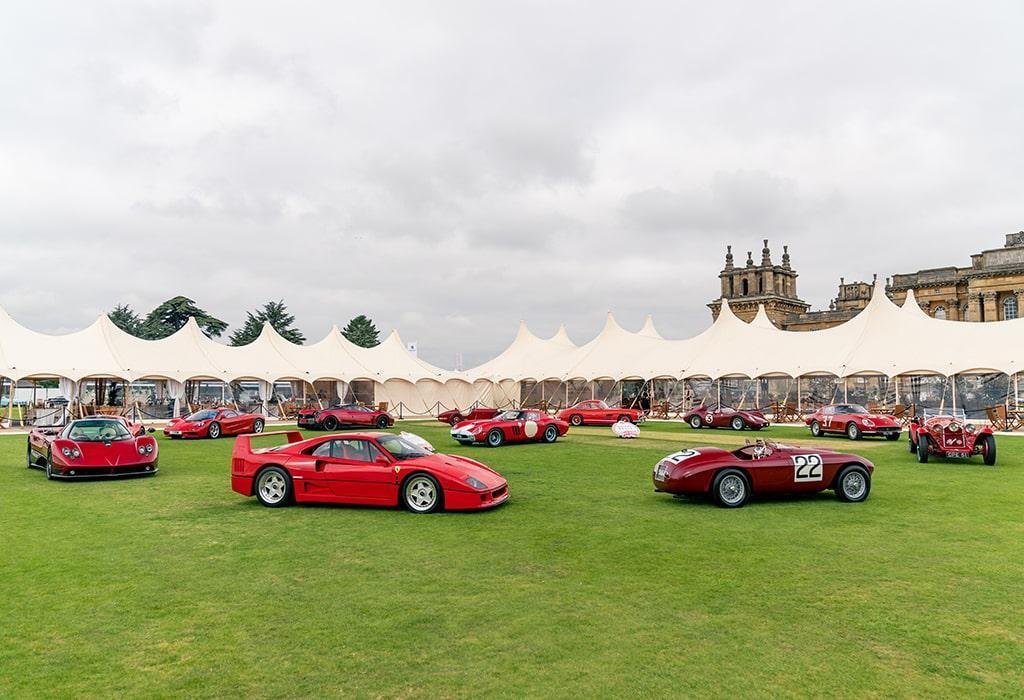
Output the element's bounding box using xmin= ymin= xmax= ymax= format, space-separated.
xmin=187 ymin=409 xmax=219 ymax=421
xmin=377 ymin=435 xmax=428 ymax=459
xmin=65 ymin=419 xmax=133 ymax=442
xmin=496 ymin=410 xmax=522 ymax=420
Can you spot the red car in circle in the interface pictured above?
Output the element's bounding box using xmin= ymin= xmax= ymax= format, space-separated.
xmin=652 ymin=440 xmax=873 ymax=508
xmin=683 ymin=405 xmax=769 ymax=431
xmin=297 ymin=403 xmax=395 ymax=430
xmin=556 ymin=400 xmax=643 ymax=427
xmin=450 ymin=409 xmax=569 ymax=446
xmin=437 ymin=406 xmax=500 ymax=426
xmin=164 ymin=407 xmax=266 ymax=439
xmin=231 ymin=431 xmax=509 ymax=512
xmin=27 ymin=416 xmax=159 ymax=479
xmin=909 ymin=409 xmax=996 ymax=465
xmin=804 ymin=404 xmax=901 ymax=441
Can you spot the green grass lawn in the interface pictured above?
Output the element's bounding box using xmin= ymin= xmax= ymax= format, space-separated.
xmin=1 ymin=421 xmax=1022 ymax=697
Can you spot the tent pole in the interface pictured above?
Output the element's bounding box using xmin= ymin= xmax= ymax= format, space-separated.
xmin=7 ymin=378 xmax=15 ymax=424
xmin=844 ymin=378 xmax=848 ymax=403
xmin=797 ymin=376 xmax=802 ymax=413
xmin=717 ymin=380 xmax=721 ymax=407
xmin=951 ymin=375 xmax=957 ymax=413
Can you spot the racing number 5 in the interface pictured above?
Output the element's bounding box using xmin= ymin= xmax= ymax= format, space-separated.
xmin=792 ymin=454 xmax=823 ymax=482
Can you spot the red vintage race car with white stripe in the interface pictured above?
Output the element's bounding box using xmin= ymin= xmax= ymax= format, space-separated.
xmin=231 ymin=431 xmax=509 ymax=512
xmin=909 ymin=409 xmax=996 ymax=465
xmin=27 ymin=417 xmax=158 ymax=479
xmin=164 ymin=407 xmax=266 ymax=439
xmin=652 ymin=440 xmax=873 ymax=508
xmin=805 ymin=404 xmax=901 ymax=441
xmin=450 ymin=409 xmax=569 ymax=447
xmin=437 ymin=406 xmax=500 ymax=426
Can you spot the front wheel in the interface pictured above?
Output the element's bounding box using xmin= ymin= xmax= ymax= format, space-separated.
xmin=252 ymin=419 xmax=265 ymax=434
xmin=981 ymin=434 xmax=997 ymax=466
xmin=810 ymin=420 xmax=822 ymax=437
xmin=569 ymin=414 xmax=583 ymax=426
xmin=45 ymin=451 xmax=54 ymax=480
xmin=689 ymin=415 xmax=702 ymax=430
xmin=846 ymin=422 xmax=861 ymax=440
xmin=322 ymin=416 xmax=339 ymax=431
xmin=916 ymin=434 xmax=930 ymax=463
xmin=26 ymin=441 xmax=33 ymax=468
xmin=617 ymin=415 xmax=632 ymax=424
xmin=730 ymin=416 xmax=745 ymax=431
xmin=255 ymin=467 xmax=293 ymax=507
xmin=376 ymin=415 xmax=390 ymax=429
xmin=542 ymin=425 xmax=558 ymax=443
xmin=403 ymin=474 xmax=442 ymax=513
xmin=835 ymin=464 xmax=871 ymax=502
xmin=207 ymin=422 xmax=221 ymax=439
xmin=908 ymin=436 xmax=916 ymax=453
xmin=487 ymin=429 xmax=504 ymax=447
xmin=711 ymin=469 xmax=749 ymax=508
xmin=884 ymin=432 xmax=899 ymax=441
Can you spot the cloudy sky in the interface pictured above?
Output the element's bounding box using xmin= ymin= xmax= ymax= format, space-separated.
xmin=2 ymin=1 xmax=1023 ymax=367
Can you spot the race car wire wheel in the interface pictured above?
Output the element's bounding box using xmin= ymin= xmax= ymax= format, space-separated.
xmin=731 ymin=416 xmax=745 ymax=431
xmin=404 ymin=474 xmax=440 ymax=513
xmin=840 ymin=469 xmax=868 ymax=500
xmin=487 ymin=430 xmax=504 ymax=447
xmin=689 ymin=415 xmax=703 ymax=429
xmin=714 ymin=470 xmax=748 ymax=507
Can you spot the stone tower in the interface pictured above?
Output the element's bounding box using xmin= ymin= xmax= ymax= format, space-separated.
xmin=708 ymin=240 xmax=810 ymax=326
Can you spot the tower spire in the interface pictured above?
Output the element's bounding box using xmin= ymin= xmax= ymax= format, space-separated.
xmin=761 ymin=239 xmax=772 ymax=266
xmin=724 ymin=245 xmax=734 ymax=270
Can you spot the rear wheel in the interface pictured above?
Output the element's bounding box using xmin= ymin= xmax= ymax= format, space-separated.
xmin=543 ymin=425 xmax=558 ymax=443
xmin=981 ymin=434 xmax=997 ymax=466
xmin=252 ymin=418 xmax=265 ymax=433
xmin=322 ymin=416 xmax=339 ymax=431
xmin=730 ymin=416 xmax=745 ymax=431
xmin=810 ymin=420 xmax=823 ymax=437
xmin=449 ymin=414 xmax=463 ymax=426
xmin=908 ymin=435 xmax=917 ymax=453
xmin=207 ymin=422 xmax=221 ymax=439
xmin=846 ymin=422 xmax=861 ymax=440
xmin=376 ymin=415 xmax=390 ymax=429
xmin=835 ymin=464 xmax=871 ymax=502
xmin=255 ymin=467 xmax=293 ymax=507
xmin=711 ymin=469 xmax=749 ymax=507
xmin=487 ymin=429 xmax=504 ymax=447
xmin=570 ymin=414 xmax=583 ymax=426
xmin=689 ymin=415 xmax=703 ymax=430
xmin=26 ymin=440 xmax=33 ymax=468
xmin=403 ymin=474 xmax=442 ymax=513
xmin=45 ymin=450 xmax=54 ymax=480
xmin=916 ymin=434 xmax=930 ymax=463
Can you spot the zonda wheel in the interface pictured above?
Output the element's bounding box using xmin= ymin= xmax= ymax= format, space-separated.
xmin=846 ymin=422 xmax=861 ymax=440
xmin=689 ymin=415 xmax=703 ymax=430
xmin=449 ymin=415 xmax=462 ymax=426
xmin=711 ymin=468 xmax=749 ymax=508
xmin=543 ymin=425 xmax=558 ymax=443
xmin=207 ymin=422 xmax=221 ymax=439
xmin=255 ymin=467 xmax=293 ymax=507
xmin=487 ymin=429 xmax=504 ymax=447
xmin=45 ymin=451 xmax=54 ymax=480
xmin=730 ymin=416 xmax=745 ymax=431
xmin=810 ymin=420 xmax=823 ymax=437
xmin=835 ymin=464 xmax=871 ymax=502
xmin=252 ymin=418 xmax=264 ymax=433
xmin=916 ymin=434 xmax=930 ymax=463
xmin=376 ymin=415 xmax=390 ymax=429
xmin=981 ymin=434 xmax=997 ymax=466
xmin=403 ymin=474 xmax=442 ymax=513
xmin=322 ymin=416 xmax=339 ymax=431
xmin=570 ymin=414 xmax=583 ymax=426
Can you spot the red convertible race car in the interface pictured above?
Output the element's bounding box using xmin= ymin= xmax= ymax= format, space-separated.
xmin=805 ymin=404 xmax=901 ymax=441
xmin=652 ymin=440 xmax=873 ymax=508
xmin=231 ymin=431 xmax=509 ymax=512
xmin=164 ymin=407 xmax=265 ymax=439
xmin=450 ymin=409 xmax=569 ymax=446
xmin=556 ymin=400 xmax=643 ymax=426
xmin=683 ymin=405 xmax=769 ymax=431
xmin=27 ymin=417 xmax=159 ymax=479
xmin=297 ymin=403 xmax=394 ymax=430
xmin=909 ymin=409 xmax=996 ymax=465
xmin=437 ymin=406 xmax=500 ymax=426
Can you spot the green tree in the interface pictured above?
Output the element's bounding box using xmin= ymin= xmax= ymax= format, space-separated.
xmin=229 ymin=300 xmax=306 ymax=346
xmin=140 ymin=296 xmax=228 ymax=339
xmin=341 ymin=315 xmax=380 ymax=348
xmin=108 ymin=304 xmax=143 ymax=336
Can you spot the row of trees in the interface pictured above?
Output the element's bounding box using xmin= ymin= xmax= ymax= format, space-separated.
xmin=108 ymin=296 xmax=382 ymax=348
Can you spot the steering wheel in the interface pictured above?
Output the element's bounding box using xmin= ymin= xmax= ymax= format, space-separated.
xmin=99 ymin=427 xmax=117 ymax=440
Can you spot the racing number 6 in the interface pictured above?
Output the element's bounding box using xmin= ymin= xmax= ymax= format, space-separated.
xmin=792 ymin=454 xmax=823 ymax=482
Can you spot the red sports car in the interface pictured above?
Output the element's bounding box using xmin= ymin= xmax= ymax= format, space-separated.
xmin=437 ymin=406 xmax=500 ymax=426
xmin=164 ymin=407 xmax=265 ymax=439
xmin=297 ymin=403 xmax=394 ymax=430
xmin=683 ymin=405 xmax=770 ymax=431
xmin=556 ymin=400 xmax=643 ymax=427
xmin=27 ymin=417 xmax=159 ymax=479
xmin=652 ymin=440 xmax=873 ymax=508
xmin=231 ymin=431 xmax=509 ymax=512
xmin=450 ymin=409 xmax=569 ymax=446
xmin=805 ymin=404 xmax=901 ymax=440
xmin=909 ymin=409 xmax=996 ymax=465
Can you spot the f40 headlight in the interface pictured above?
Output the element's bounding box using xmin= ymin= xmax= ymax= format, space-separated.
xmin=464 ymin=476 xmax=487 ymax=490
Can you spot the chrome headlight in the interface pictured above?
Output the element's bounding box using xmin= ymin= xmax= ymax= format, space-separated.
xmin=138 ymin=444 xmax=154 ymax=455
xmin=61 ymin=447 xmax=80 ymax=458
xmin=965 ymin=423 xmax=976 ymax=433
xmin=464 ymin=476 xmax=487 ymax=489
xmin=862 ymin=419 xmax=875 ymax=427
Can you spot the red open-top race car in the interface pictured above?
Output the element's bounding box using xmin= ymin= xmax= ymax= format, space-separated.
xmin=555 ymin=400 xmax=643 ymax=427
xmin=437 ymin=406 xmax=500 ymax=426
xmin=653 ymin=440 xmax=873 ymax=508
xmin=231 ymin=431 xmax=509 ymax=512
xmin=909 ymin=409 xmax=996 ymax=465
xmin=450 ymin=409 xmax=569 ymax=446
xmin=28 ymin=417 xmax=158 ymax=479
xmin=683 ymin=405 xmax=769 ymax=431
xmin=804 ymin=404 xmax=901 ymax=441
xmin=164 ymin=407 xmax=265 ymax=439
xmin=297 ymin=403 xmax=394 ymax=430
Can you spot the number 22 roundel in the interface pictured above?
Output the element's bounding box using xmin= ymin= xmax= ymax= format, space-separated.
xmin=791 ymin=454 xmax=823 ymax=482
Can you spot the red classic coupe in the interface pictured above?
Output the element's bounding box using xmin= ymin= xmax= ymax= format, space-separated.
xmin=653 ymin=440 xmax=873 ymax=508
xmin=683 ymin=405 xmax=770 ymax=431
xmin=450 ymin=409 xmax=569 ymax=446
xmin=556 ymin=400 xmax=643 ymax=427
xmin=27 ymin=417 xmax=159 ymax=479
xmin=231 ymin=431 xmax=509 ymax=512
xmin=804 ymin=404 xmax=901 ymax=440
xmin=909 ymin=409 xmax=996 ymax=465
xmin=437 ymin=406 xmax=500 ymax=426
xmin=297 ymin=403 xmax=395 ymax=430
xmin=164 ymin=407 xmax=265 ymax=439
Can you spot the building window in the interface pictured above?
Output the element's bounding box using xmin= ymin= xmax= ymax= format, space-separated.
xmin=741 ymin=279 xmax=749 ymax=296
xmin=933 ymin=305 xmax=946 ymax=319
xmin=1004 ymin=296 xmax=1018 ymax=320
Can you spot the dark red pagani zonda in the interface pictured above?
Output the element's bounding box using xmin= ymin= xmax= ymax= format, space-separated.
xmin=297 ymin=403 xmax=394 ymax=430
xmin=437 ymin=406 xmax=500 ymax=426
xmin=683 ymin=405 xmax=769 ymax=431
xmin=652 ymin=440 xmax=873 ymax=508
xmin=450 ymin=409 xmax=569 ymax=447
xmin=27 ymin=417 xmax=158 ymax=479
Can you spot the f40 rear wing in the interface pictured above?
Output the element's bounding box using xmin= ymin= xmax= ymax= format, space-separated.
xmin=232 ymin=430 xmax=305 ymax=458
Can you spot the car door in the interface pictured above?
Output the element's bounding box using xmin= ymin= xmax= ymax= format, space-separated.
xmin=831 ymin=406 xmax=851 ymax=434
xmin=315 ymin=438 xmax=395 ymax=504
xmin=521 ymin=411 xmax=544 ymax=441
xmin=820 ymin=405 xmax=837 ymax=432
xmin=219 ymin=410 xmax=243 ymax=435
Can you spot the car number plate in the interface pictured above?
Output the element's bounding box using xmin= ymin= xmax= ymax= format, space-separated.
xmin=169 ymin=431 xmax=181 ymax=436
xmin=655 ymin=463 xmax=668 ymax=480
xmin=947 ymin=451 xmax=971 ymax=458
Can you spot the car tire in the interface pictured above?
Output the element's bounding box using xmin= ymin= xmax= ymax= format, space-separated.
xmin=449 ymin=414 xmax=463 ymax=426
xmin=376 ymin=415 xmax=390 ymax=429
xmin=322 ymin=416 xmax=338 ymax=431
xmin=846 ymin=422 xmax=861 ymax=440
xmin=618 ymin=414 xmax=632 ymax=424
xmin=403 ymin=473 xmax=443 ymax=514
xmin=487 ymin=429 xmax=504 ymax=447
xmin=26 ymin=440 xmax=33 ymax=468
xmin=916 ymin=434 xmax=930 ymax=463
xmin=884 ymin=433 xmax=899 ymax=441
xmin=810 ymin=420 xmax=823 ymax=437
xmin=45 ymin=450 xmax=54 ymax=480
xmin=543 ymin=425 xmax=558 ymax=443
xmin=711 ymin=468 xmax=749 ymax=508
xmin=835 ymin=464 xmax=871 ymax=502
xmin=207 ymin=422 xmax=221 ymax=439
xmin=253 ymin=418 xmax=265 ymax=434
xmin=730 ymin=416 xmax=745 ymax=431
xmin=981 ymin=434 xmax=997 ymax=466
xmin=255 ymin=466 xmax=293 ymax=507
xmin=689 ymin=415 xmax=703 ymax=429
xmin=908 ymin=436 xmax=916 ymax=453
xmin=570 ymin=414 xmax=583 ymax=426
